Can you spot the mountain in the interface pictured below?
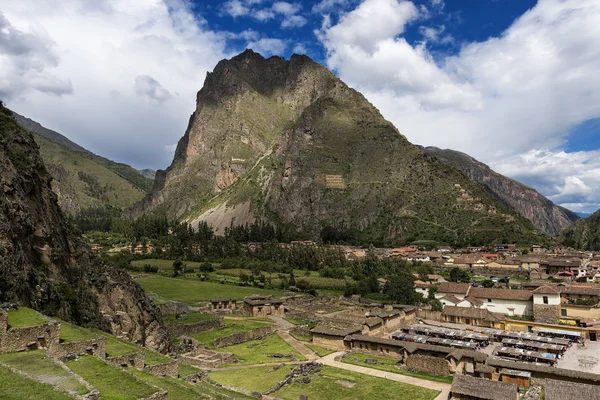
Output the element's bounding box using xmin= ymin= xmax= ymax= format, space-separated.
xmin=419 ymin=146 xmax=579 ymax=236
xmin=561 ymin=209 xmax=600 ymax=250
xmin=0 ymin=103 xmax=166 ymax=349
xmin=12 ymin=111 xmax=154 ymax=214
xmin=135 ymin=49 xmax=544 ymax=246
xmin=138 ymin=168 xmax=156 ymax=180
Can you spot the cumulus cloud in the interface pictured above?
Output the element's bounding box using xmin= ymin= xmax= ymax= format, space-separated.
xmin=247 ymin=38 xmax=287 ymax=56
xmin=312 ymin=0 xmax=352 ymax=13
xmin=1 ymin=0 xmax=229 ymax=169
xmin=318 ymin=0 xmax=600 ymax=212
xmin=222 ymin=0 xmax=250 ymax=17
xmin=281 ymin=15 xmax=307 ymax=28
xmin=134 ymin=75 xmax=171 ymax=104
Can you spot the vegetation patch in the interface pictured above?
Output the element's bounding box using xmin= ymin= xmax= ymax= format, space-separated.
xmin=65 ymin=355 xmax=157 ymax=400
xmin=192 ymin=318 xmax=273 ymax=347
xmin=7 ymin=307 xmax=49 ymax=328
xmin=0 ymin=350 xmax=89 ymax=395
xmin=163 ymin=312 xmax=217 ymax=325
xmin=275 ymin=366 xmax=440 ymax=400
xmin=218 ymin=334 xmax=306 ymax=366
xmin=0 ymin=365 xmax=73 ymax=400
xmin=94 ymin=331 xmax=139 ymax=357
xmin=135 ymin=275 xmax=287 ymax=304
xmin=305 ymin=344 xmax=336 ymax=357
xmin=178 ymin=362 xmax=201 ymax=378
xmin=342 ymin=353 xmax=454 ymax=384
xmin=58 ymin=319 xmax=100 ymax=343
xmin=209 ymin=365 xmax=294 ymax=393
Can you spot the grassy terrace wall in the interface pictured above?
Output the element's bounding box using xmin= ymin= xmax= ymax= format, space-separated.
xmin=165 ymin=317 xmax=224 ymax=337
xmin=213 ymin=325 xmax=277 ymax=348
xmin=0 ymin=309 xmax=60 ymax=354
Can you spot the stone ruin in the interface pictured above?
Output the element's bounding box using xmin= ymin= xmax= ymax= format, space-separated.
xmin=264 ymin=362 xmax=323 ymax=395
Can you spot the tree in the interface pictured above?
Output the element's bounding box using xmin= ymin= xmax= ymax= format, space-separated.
xmin=172 ymin=258 xmax=184 ymax=277
xmin=481 ymin=279 xmax=494 ymax=288
xmin=449 ymin=267 xmax=471 ymax=283
xmin=429 ymin=299 xmax=443 ymax=311
xmin=199 ymin=262 xmax=214 ymax=272
xmin=296 ymin=279 xmax=310 ymax=292
xmin=383 ymin=273 xmax=415 ymax=305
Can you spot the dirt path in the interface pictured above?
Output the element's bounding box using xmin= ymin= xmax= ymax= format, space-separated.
xmin=276 ymin=331 xmax=318 ymax=361
xmin=319 ymin=352 xmax=451 ymax=400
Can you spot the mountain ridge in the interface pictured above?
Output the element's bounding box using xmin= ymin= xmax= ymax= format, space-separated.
xmin=419 ymin=146 xmax=579 ymax=236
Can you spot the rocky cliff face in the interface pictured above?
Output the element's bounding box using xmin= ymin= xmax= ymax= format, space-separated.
xmin=561 ymin=209 xmax=600 ymax=250
xmin=136 ymin=50 xmax=543 ymax=246
xmin=420 ymin=146 xmax=579 ymax=236
xmin=0 ymin=103 xmax=166 ymax=349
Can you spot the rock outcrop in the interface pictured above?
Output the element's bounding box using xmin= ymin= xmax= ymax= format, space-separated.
xmin=561 ymin=209 xmax=600 ymax=250
xmin=420 ymin=146 xmax=579 ymax=235
xmin=0 ymin=103 xmax=166 ymax=350
xmin=135 ymin=49 xmax=543 ymax=246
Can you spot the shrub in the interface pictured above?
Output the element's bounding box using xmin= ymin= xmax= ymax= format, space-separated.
xmin=144 ymin=264 xmax=159 ymax=273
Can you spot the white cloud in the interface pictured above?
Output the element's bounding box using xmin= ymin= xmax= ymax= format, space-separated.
xmin=247 ymin=38 xmax=287 ymax=56
xmin=1 ymin=0 xmax=230 ymax=169
xmin=318 ymin=0 xmax=600 ymax=212
xmin=253 ymin=9 xmax=276 ymax=21
xmin=281 ymin=15 xmax=307 ymax=28
xmin=223 ymin=0 xmax=250 ymax=17
xmin=134 ymin=75 xmax=171 ymax=104
xmin=272 ymin=2 xmax=302 ymax=16
xmin=293 ymin=43 xmax=307 ymax=54
xmin=312 ymin=0 xmax=351 ymax=13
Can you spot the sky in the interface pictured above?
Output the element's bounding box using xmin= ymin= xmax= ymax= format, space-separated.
xmin=1 ymin=0 xmax=600 ymax=214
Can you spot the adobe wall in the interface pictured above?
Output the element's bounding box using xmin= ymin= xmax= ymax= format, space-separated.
xmin=416 ymin=310 xmax=442 ymax=321
xmin=312 ymin=334 xmax=345 ymax=351
xmin=143 ymin=360 xmax=178 ymax=377
xmin=165 ymin=317 xmax=223 ymax=337
xmin=0 ymin=322 xmax=60 ymax=354
xmin=106 ymin=351 xmax=145 ymax=369
xmin=213 ymin=325 xmax=276 ymax=348
xmin=49 ymin=337 xmax=107 ymax=358
xmin=406 ymin=354 xmax=450 ymax=376
xmin=348 ymin=345 xmax=404 ymax=361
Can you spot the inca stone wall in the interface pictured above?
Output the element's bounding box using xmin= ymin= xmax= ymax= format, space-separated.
xmin=49 ymin=337 xmax=107 ymax=358
xmin=143 ymin=360 xmax=178 ymax=377
xmin=106 ymin=351 xmax=144 ymax=369
xmin=0 ymin=321 xmax=60 ymax=354
xmin=158 ymin=302 xmax=191 ymax=315
xmin=406 ymin=354 xmax=450 ymax=376
xmin=533 ymin=304 xmax=560 ymax=324
xmin=213 ymin=325 xmax=276 ymax=348
xmin=165 ymin=317 xmax=223 ymax=337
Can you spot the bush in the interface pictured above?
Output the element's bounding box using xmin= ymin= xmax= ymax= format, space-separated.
xmin=144 ymin=264 xmax=159 ymax=273
xmin=199 ymin=262 xmax=214 ymax=272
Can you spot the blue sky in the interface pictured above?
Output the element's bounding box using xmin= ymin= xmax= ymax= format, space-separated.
xmin=1 ymin=0 xmax=600 ymax=213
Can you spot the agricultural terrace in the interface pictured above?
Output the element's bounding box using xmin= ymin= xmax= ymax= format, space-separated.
xmin=0 ymin=365 xmax=73 ymax=400
xmin=134 ymin=275 xmax=288 ymax=304
xmin=0 ymin=350 xmax=90 ymax=395
xmin=209 ymin=365 xmax=440 ymax=400
xmin=7 ymin=307 xmax=49 ymax=328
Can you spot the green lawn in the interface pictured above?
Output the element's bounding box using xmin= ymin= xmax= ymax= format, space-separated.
xmin=192 ymin=318 xmax=273 ymax=347
xmin=94 ymin=331 xmax=139 ymax=357
xmin=135 ymin=275 xmax=287 ymax=304
xmin=210 ymin=365 xmax=440 ymax=400
xmin=142 ymin=349 xmax=172 ymax=366
xmin=342 ymin=353 xmax=454 ymax=384
xmin=7 ymin=307 xmax=48 ymax=328
xmin=163 ymin=312 xmax=217 ymax=325
xmin=66 ymin=356 xmax=158 ymax=400
xmin=0 ymin=350 xmax=89 ymax=395
xmin=219 ymin=334 xmax=306 ymax=366
xmin=0 ymin=365 xmax=73 ymax=400
xmin=306 ymin=344 xmax=336 ymax=357
xmin=58 ymin=320 xmax=100 ymax=343
xmin=209 ymin=365 xmax=294 ymax=393
xmin=131 ymin=259 xmax=204 ymax=271
xmin=127 ymin=368 xmax=205 ymax=400
xmin=178 ymin=362 xmax=201 ymax=378
xmin=276 ymin=366 xmax=440 ymax=400
xmin=290 ymin=333 xmax=312 ymax=342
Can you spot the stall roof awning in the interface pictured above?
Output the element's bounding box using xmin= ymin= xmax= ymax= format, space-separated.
xmin=538 ymin=328 xmax=581 ymax=337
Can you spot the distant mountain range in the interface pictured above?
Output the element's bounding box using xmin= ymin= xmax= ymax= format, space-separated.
xmin=12 ymin=112 xmax=154 ymax=214
xmin=419 ymin=146 xmax=580 ymax=236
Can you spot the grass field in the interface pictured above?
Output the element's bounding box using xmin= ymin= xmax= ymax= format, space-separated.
xmin=192 ymin=318 xmax=273 ymax=347
xmin=142 ymin=348 xmax=172 ymax=366
xmin=131 ymin=259 xmax=204 ymax=271
xmin=66 ymin=356 xmax=158 ymax=400
xmin=342 ymin=353 xmax=454 ymax=384
xmin=94 ymin=331 xmax=140 ymax=357
xmin=306 ymin=344 xmax=336 ymax=357
xmin=0 ymin=365 xmax=73 ymax=400
xmin=210 ymin=365 xmax=440 ymax=400
xmin=163 ymin=312 xmax=216 ymax=325
xmin=58 ymin=320 xmax=100 ymax=343
xmin=209 ymin=365 xmax=294 ymax=393
xmin=275 ymin=366 xmax=440 ymax=400
xmin=7 ymin=307 xmax=48 ymax=328
xmin=0 ymin=350 xmax=89 ymax=395
xmin=135 ymin=275 xmax=287 ymax=304
xmin=219 ymin=334 xmax=306 ymax=366
xmin=178 ymin=362 xmax=201 ymax=378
